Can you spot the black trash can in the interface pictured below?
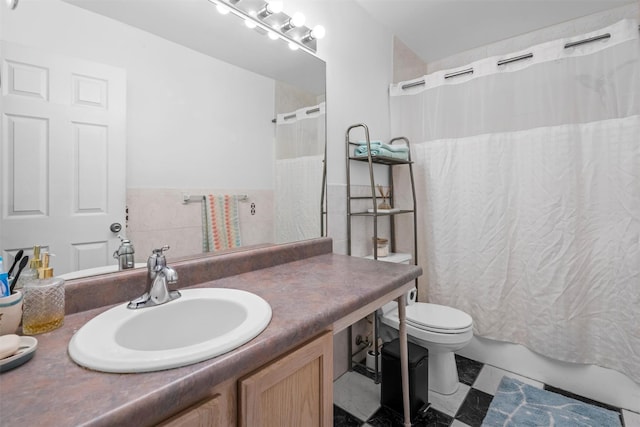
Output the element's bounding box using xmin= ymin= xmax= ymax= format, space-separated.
xmin=380 ymin=338 xmax=429 ymax=421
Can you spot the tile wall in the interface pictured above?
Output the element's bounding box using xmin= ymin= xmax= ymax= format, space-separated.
xmin=126 ymin=188 xmax=274 ymax=261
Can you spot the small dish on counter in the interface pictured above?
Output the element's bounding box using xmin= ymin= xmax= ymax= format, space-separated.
xmin=0 ymin=336 xmax=38 ymax=373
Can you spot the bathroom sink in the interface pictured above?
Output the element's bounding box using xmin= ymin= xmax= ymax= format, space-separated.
xmin=68 ymin=288 xmax=272 ymax=373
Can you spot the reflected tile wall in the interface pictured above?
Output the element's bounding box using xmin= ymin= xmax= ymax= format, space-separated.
xmin=127 ymin=188 xmax=274 ymax=261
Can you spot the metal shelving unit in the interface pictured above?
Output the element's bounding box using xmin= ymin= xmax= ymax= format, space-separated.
xmin=345 ymin=123 xmax=418 ymax=383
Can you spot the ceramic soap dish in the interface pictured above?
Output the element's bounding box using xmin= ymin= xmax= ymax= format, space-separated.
xmin=0 ymin=336 xmax=38 ymax=373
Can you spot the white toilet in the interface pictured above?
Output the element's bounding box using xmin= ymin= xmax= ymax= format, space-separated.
xmin=380 ymin=291 xmax=473 ymax=395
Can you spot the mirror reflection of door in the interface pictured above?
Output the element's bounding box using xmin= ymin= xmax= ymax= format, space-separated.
xmin=1 ymin=0 xmax=326 ymax=278
xmin=0 ymin=41 xmax=126 ymax=275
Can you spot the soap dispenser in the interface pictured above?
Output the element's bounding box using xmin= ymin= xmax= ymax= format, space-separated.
xmin=113 ymin=235 xmax=135 ymax=270
xmin=22 ymin=251 xmax=65 ymax=335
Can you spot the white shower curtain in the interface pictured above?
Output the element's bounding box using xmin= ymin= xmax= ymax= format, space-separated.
xmin=275 ymin=102 xmax=325 ymax=243
xmin=390 ymin=20 xmax=640 ymax=383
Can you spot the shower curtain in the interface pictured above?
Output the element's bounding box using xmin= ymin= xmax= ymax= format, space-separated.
xmin=274 ymin=102 xmax=325 ymax=243
xmin=390 ymin=20 xmax=640 ymax=383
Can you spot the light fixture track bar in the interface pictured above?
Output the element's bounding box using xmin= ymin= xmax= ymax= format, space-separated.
xmin=497 ymin=52 xmax=533 ymax=66
xmin=444 ymin=68 xmax=473 ymax=79
xmin=564 ymin=33 xmax=610 ymax=49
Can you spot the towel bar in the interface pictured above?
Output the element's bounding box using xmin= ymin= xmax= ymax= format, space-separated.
xmin=182 ymin=194 xmax=249 ymax=204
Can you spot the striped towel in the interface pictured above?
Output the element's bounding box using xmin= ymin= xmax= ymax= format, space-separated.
xmin=202 ymin=195 xmax=242 ymax=252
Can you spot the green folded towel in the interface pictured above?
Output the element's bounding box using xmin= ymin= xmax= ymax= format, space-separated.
xmin=354 ymin=147 xmax=409 ymax=160
xmin=355 ymin=142 xmax=408 ymax=154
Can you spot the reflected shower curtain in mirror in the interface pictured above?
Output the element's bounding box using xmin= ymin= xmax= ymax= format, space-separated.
xmin=390 ymin=19 xmax=640 ymax=383
xmin=274 ymin=102 xmax=325 ymax=243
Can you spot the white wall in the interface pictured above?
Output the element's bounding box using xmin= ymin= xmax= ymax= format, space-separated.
xmin=1 ymin=0 xmax=275 ymax=190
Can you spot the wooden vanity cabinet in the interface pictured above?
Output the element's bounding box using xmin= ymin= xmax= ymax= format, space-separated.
xmin=158 ymin=377 xmax=236 ymax=427
xmin=239 ymin=331 xmax=333 ymax=427
xmin=159 ymin=331 xmax=333 ymax=427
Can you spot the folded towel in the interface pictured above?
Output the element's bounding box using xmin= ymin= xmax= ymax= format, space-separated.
xmin=354 ymin=147 xmax=409 ymax=160
xmin=384 ymin=143 xmax=409 ymax=153
xmin=355 ymin=142 xmax=409 ymax=154
xmin=358 ymin=140 xmax=383 ymax=148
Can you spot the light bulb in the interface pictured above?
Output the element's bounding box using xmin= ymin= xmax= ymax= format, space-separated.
xmin=288 ymin=42 xmax=299 ymax=51
xmin=281 ymin=11 xmax=305 ymax=32
xmin=267 ymin=0 xmax=283 ymax=14
xmin=245 ymin=19 xmax=257 ymax=29
xmin=268 ymin=26 xmax=280 ymax=40
xmin=216 ymin=4 xmax=230 ymax=14
xmin=290 ymin=12 xmax=305 ymax=28
xmin=311 ymin=25 xmax=326 ymax=40
xmin=258 ymin=0 xmax=283 ymax=19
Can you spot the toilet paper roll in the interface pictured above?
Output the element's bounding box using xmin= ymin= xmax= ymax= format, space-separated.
xmin=380 ymin=288 xmax=417 ymax=314
xmin=407 ymin=288 xmax=417 ymax=305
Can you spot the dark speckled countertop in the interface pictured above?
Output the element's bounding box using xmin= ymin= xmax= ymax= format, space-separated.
xmin=0 ymin=238 xmax=421 ymax=426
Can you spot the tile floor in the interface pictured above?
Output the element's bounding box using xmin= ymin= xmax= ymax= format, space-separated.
xmin=334 ymin=354 xmax=640 ymax=427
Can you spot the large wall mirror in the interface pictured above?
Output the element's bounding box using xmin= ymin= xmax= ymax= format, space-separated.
xmin=0 ymin=0 xmax=326 ymax=277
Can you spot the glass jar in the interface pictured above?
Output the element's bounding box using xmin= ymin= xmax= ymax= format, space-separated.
xmin=22 ymin=277 xmax=65 ymax=335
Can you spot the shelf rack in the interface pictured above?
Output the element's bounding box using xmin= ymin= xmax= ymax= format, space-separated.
xmin=345 ymin=123 xmax=418 ymax=383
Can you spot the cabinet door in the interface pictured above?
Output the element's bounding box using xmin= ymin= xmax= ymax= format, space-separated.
xmin=159 ymin=378 xmax=236 ymax=427
xmin=239 ymin=331 xmax=333 ymax=427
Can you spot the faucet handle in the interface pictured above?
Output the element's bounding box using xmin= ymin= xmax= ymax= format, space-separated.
xmin=152 ymin=245 xmax=170 ymax=256
xmin=148 ymin=245 xmax=170 ymax=270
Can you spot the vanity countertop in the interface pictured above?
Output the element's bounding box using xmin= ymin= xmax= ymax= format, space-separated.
xmin=0 ymin=238 xmax=421 ymax=426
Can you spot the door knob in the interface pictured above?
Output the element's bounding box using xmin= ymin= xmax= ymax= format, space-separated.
xmin=110 ymin=223 xmax=122 ymax=233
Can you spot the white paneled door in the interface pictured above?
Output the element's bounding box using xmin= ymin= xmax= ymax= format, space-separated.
xmin=0 ymin=42 xmax=126 ymax=275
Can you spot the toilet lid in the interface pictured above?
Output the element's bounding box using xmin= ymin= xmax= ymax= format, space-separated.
xmin=405 ymin=303 xmax=472 ymax=332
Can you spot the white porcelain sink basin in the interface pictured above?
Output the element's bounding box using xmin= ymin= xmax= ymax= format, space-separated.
xmin=68 ymin=288 xmax=272 ymax=373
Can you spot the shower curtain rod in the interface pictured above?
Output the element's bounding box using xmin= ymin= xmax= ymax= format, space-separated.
xmin=271 ymin=107 xmax=322 ymax=123
xmin=401 ymin=27 xmax=640 ymax=91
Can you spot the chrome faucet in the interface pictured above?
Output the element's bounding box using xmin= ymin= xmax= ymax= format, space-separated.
xmin=127 ymin=245 xmax=181 ymax=309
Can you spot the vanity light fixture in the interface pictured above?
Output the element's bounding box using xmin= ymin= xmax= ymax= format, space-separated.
xmin=6 ymin=0 xmax=19 ymax=9
xmin=216 ymin=3 xmax=230 ymax=14
xmin=268 ymin=25 xmax=280 ymax=40
xmin=257 ymin=0 xmax=283 ymax=19
xmin=208 ymin=0 xmax=323 ymax=54
xmin=302 ymin=25 xmax=326 ymax=42
xmin=244 ymin=11 xmax=257 ymax=29
xmin=280 ymin=12 xmax=305 ymax=32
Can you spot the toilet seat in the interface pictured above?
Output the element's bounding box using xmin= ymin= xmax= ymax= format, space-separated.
xmin=405 ymin=303 xmax=472 ymax=334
